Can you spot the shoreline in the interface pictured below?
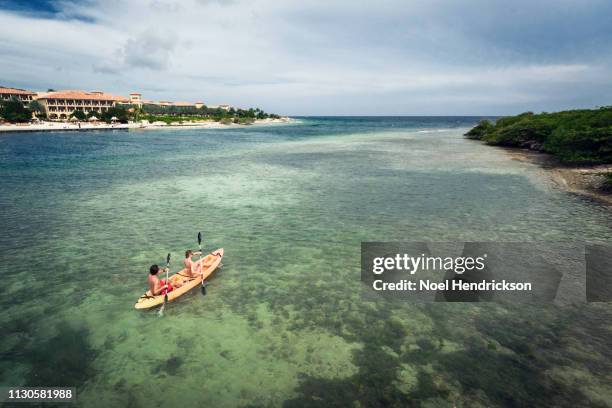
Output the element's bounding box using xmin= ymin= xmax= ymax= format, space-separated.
xmin=0 ymin=117 xmax=295 ymax=133
xmin=496 ymin=146 xmax=612 ymax=206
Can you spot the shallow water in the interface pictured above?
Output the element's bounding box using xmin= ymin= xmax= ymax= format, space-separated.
xmin=0 ymin=117 xmax=611 ymax=407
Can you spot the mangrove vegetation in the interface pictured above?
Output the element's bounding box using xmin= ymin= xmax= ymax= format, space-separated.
xmin=465 ymin=107 xmax=612 ymax=164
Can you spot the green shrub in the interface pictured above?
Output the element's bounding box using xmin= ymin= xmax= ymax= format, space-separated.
xmin=73 ymin=110 xmax=87 ymax=120
xmin=464 ymin=120 xmax=494 ymax=140
xmin=544 ymin=126 xmax=612 ymax=164
xmin=465 ymin=107 xmax=612 ymax=164
xmin=494 ymin=112 xmax=533 ymax=128
xmin=484 ymin=119 xmax=554 ymax=146
xmin=101 ymin=107 xmax=129 ymax=123
xmin=0 ymin=99 xmax=32 ymax=123
xmin=233 ymin=117 xmax=255 ymax=125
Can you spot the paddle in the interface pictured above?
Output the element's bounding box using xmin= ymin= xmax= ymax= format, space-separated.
xmin=158 ymin=253 xmax=171 ymax=316
xmin=198 ymin=232 xmax=207 ymax=295
xmin=164 ymin=252 xmax=171 ymax=303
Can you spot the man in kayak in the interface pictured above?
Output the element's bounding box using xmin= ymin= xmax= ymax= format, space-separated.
xmin=148 ymin=264 xmax=182 ymax=296
xmin=183 ymin=249 xmax=204 ymax=278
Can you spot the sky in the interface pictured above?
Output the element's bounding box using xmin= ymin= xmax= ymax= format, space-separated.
xmin=1 ymin=0 xmax=611 ymax=115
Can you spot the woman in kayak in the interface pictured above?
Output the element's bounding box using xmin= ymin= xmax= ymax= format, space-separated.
xmin=183 ymin=249 xmax=204 ymax=278
xmin=148 ymin=264 xmax=183 ymax=296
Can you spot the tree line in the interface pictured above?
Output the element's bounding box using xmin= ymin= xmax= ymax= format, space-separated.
xmin=137 ymin=104 xmax=279 ymax=120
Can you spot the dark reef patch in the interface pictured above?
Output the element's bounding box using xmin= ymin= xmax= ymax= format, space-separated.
xmin=152 ymin=356 xmax=184 ymax=376
xmin=25 ymin=322 xmax=97 ymax=387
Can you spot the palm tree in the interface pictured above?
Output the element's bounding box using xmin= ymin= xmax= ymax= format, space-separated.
xmin=28 ymin=100 xmax=46 ymax=119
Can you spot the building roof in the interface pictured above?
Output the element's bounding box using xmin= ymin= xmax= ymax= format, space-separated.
xmin=172 ymin=101 xmax=195 ymax=107
xmin=0 ymin=86 xmax=36 ymax=95
xmin=37 ymin=90 xmax=129 ymax=102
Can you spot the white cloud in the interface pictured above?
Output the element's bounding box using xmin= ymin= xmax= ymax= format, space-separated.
xmin=122 ymin=30 xmax=178 ymax=70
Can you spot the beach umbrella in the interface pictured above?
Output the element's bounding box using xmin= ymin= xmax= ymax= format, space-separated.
xmin=88 ymin=116 xmax=99 ymax=122
xmin=110 ymin=116 xmax=119 ymax=122
xmin=70 ymin=116 xmax=79 ymax=122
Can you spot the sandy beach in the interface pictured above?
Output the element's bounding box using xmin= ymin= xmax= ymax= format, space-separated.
xmin=0 ymin=117 xmax=295 ymax=133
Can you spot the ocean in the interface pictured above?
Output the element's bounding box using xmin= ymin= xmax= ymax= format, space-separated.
xmin=1 ymin=117 xmax=610 ymax=407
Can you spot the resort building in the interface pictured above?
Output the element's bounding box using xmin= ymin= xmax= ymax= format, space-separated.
xmin=2 ymin=84 xmax=230 ymax=120
xmin=172 ymin=101 xmax=196 ymax=108
xmin=36 ymin=90 xmax=129 ymax=120
xmin=120 ymin=93 xmax=208 ymax=110
xmin=129 ymin=93 xmax=143 ymax=107
xmin=0 ymin=86 xmax=36 ymax=105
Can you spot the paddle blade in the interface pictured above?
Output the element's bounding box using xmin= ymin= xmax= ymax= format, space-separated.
xmin=201 ymin=284 xmax=206 ymax=296
xmin=198 ymin=232 xmax=202 ymax=246
xmin=166 ymin=253 xmax=171 ymax=265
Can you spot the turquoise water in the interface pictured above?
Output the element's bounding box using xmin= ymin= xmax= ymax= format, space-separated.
xmin=1 ymin=117 xmax=611 ymax=407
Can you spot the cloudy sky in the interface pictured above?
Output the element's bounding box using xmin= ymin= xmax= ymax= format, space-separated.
xmin=1 ymin=0 xmax=611 ymax=115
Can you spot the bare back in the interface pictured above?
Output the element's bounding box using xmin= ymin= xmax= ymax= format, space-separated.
xmin=148 ymin=274 xmax=161 ymax=295
xmin=183 ymin=256 xmax=202 ymax=277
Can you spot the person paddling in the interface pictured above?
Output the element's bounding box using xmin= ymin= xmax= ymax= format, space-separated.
xmin=148 ymin=264 xmax=182 ymax=296
xmin=183 ymin=249 xmax=204 ymax=278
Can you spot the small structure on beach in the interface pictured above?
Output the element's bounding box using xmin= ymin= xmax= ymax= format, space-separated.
xmin=88 ymin=116 xmax=99 ymax=123
xmin=70 ymin=116 xmax=79 ymax=122
xmin=110 ymin=116 xmax=118 ymax=123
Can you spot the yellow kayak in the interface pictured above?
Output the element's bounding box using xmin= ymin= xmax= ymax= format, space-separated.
xmin=134 ymin=248 xmax=224 ymax=309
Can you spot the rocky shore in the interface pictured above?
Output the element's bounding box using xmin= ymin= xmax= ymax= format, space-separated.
xmin=500 ymin=147 xmax=612 ymax=205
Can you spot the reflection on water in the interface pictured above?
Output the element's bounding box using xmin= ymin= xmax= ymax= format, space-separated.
xmin=0 ymin=118 xmax=611 ymax=407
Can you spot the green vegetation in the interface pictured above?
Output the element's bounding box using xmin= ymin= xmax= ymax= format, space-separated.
xmin=100 ymin=107 xmax=129 ymax=123
xmin=142 ymin=114 xmax=210 ymax=124
xmin=68 ymin=107 xmax=129 ymax=123
xmin=136 ymin=104 xmax=278 ymax=125
xmin=0 ymin=99 xmax=32 ymax=122
xmin=137 ymin=104 xmax=279 ymax=122
xmin=465 ymin=107 xmax=612 ymax=164
xmin=28 ymin=100 xmax=47 ymax=120
xmin=141 ymin=114 xmax=255 ymax=125
xmin=464 ymin=119 xmax=494 ymax=140
xmin=72 ymin=110 xmax=87 ymax=120
xmin=233 ymin=117 xmax=256 ymax=125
